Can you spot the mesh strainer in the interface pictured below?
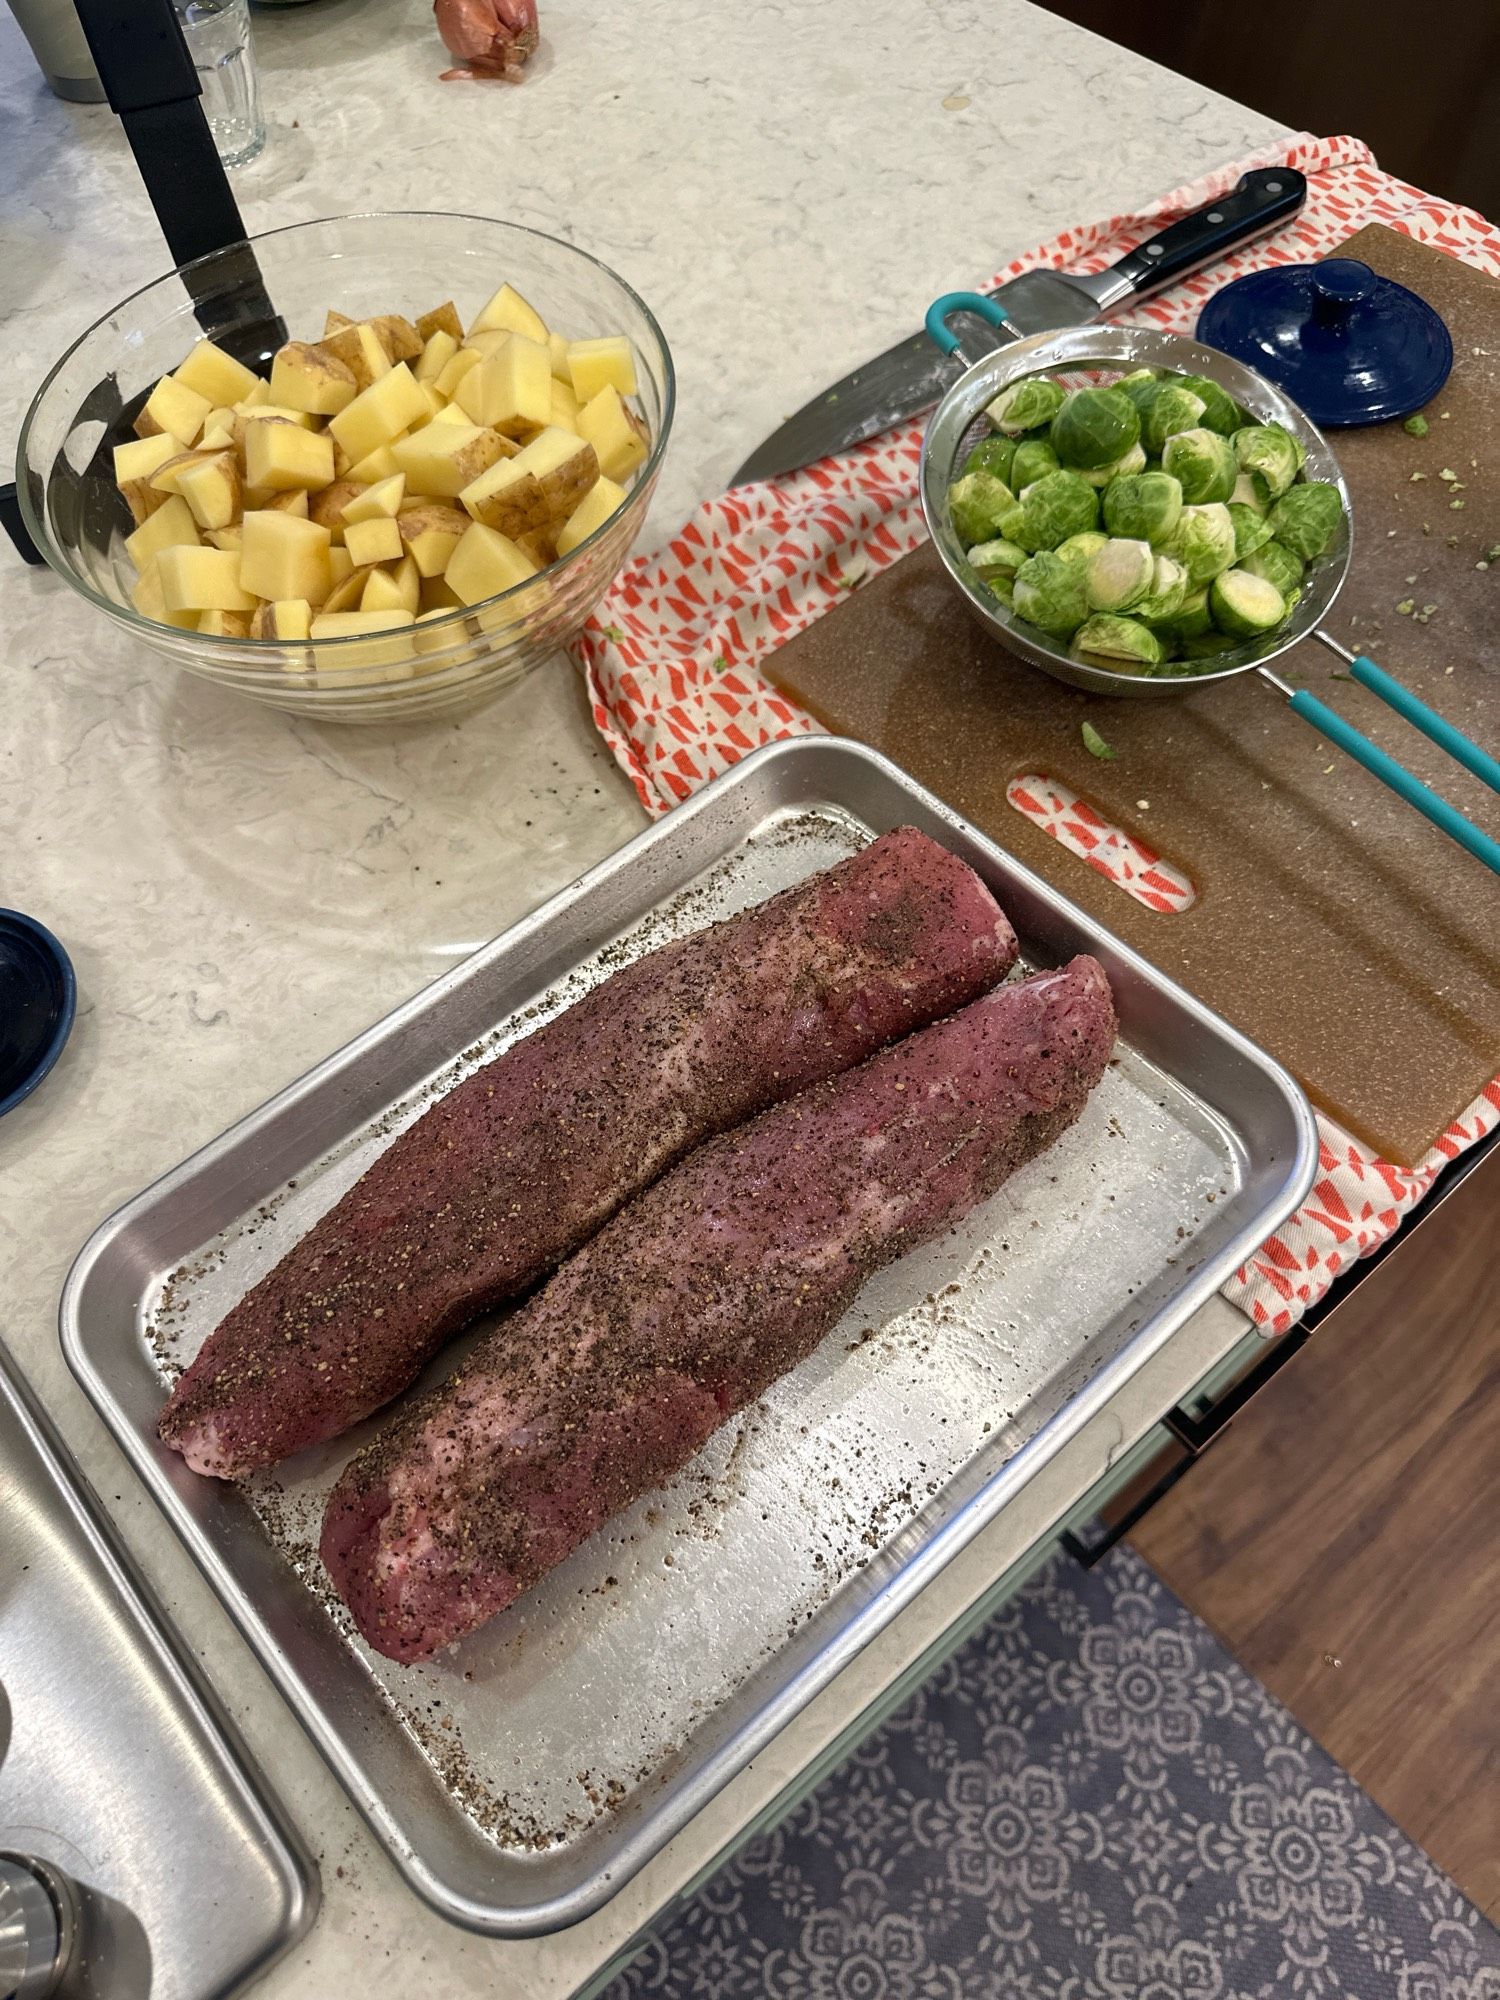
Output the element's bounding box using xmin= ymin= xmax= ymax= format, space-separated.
xmin=918 ymin=295 xmax=1500 ymax=875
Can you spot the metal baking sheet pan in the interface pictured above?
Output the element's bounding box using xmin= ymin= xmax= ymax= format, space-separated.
xmin=61 ymin=738 xmax=1317 ymax=1936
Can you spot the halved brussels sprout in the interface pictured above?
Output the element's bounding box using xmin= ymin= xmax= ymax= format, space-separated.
xmin=1050 ymin=387 xmax=1142 ymax=470
xmin=1134 ymin=553 xmax=1189 ymax=625
xmin=1161 ymin=427 xmax=1239 ymax=505
xmin=962 ymin=435 xmax=1018 ymax=485
xmin=1070 ymin=614 xmax=1163 ymax=674
xmin=1144 ymin=383 xmax=1207 ymax=455
xmin=967 ymin=537 xmax=1029 ymax=585
xmin=1102 ymin=470 xmax=1183 ymax=546
xmin=1176 ymin=630 xmax=1244 ymax=665
xmin=1227 ymin=501 xmax=1275 ymax=562
xmin=1011 ymin=550 xmax=1090 ymax=638
xmin=986 ymin=376 xmax=1067 ymax=438
xmin=1141 ymin=584 xmax=1213 ymax=640
xmin=1268 ymin=480 xmax=1344 ymax=560
xmin=1079 ymin=440 xmax=1148 ymax=488
xmin=1238 ymin=539 xmax=1305 ymax=598
xmin=1163 ymin=502 xmax=1237 ymax=586
xmin=1010 ymin=438 xmax=1060 ymax=490
xmin=987 ymin=575 xmax=1016 ymax=610
xmin=1232 ymin=423 xmax=1301 ymax=500
xmin=1055 ymin=530 xmax=1110 ymax=568
xmin=1230 ymin=468 xmax=1272 ymax=514
xmin=1001 ymin=470 xmax=1100 ymax=553
xmin=1085 ymin=537 xmax=1154 ymax=613
xmin=949 ymin=469 xmax=1016 ymax=547
xmin=1210 ymin=566 xmax=1291 ymax=637
xmin=1173 ymin=373 xmax=1242 ymax=437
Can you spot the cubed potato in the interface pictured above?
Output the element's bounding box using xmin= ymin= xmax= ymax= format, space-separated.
xmin=176 ymin=452 xmax=244 ymax=531
xmin=457 ymin=459 xmax=543 ymax=539
xmin=249 ymin=597 xmax=314 ymax=641
xmin=322 ymin=321 xmax=393 ymax=392
xmin=157 ymin=544 xmax=257 ymax=613
xmin=147 ymin=448 xmax=220 ymax=497
xmin=567 ymin=336 xmax=637 ymax=403
xmin=114 ymin=431 xmax=181 ymax=487
xmin=270 ymin=340 xmax=358 ymax=416
xmin=242 ymin=402 xmax=320 ymax=431
xmin=245 ymin=420 xmax=336 ymax=493
xmin=345 ymin=445 xmax=403 ymax=484
xmin=200 ymin=424 xmax=235 ymax=451
xmin=412 ymin=384 xmax=446 ymax=429
xmin=207 ymin=526 xmax=243 ymax=551
xmin=321 ymin=564 xmax=374 ymax=613
xmin=130 ymin=555 xmax=199 ymax=630
xmin=324 ymin=308 xmax=356 ymax=337
xmin=344 ymin=516 xmax=404 ymax=567
xmin=454 ymin=335 xmax=552 ymax=436
xmin=429 ymin=403 xmax=472 ymax=429
xmin=420 ymin=574 xmax=464 ymax=612
xmin=550 ymin=378 xmax=582 ymax=432
xmin=371 ymin=314 xmax=423 ymax=362
xmin=134 ymin=375 xmax=212 ymax=447
xmin=328 ymin=546 xmax=355 ymax=588
xmin=309 ymin=609 xmax=415 ymax=638
xmin=329 ymin=363 xmax=429 ymax=463
xmin=343 ymin=474 xmax=406 ymax=522
xmin=515 ymin=527 xmax=557 ymax=568
xmin=555 ymin=475 xmax=627 ymax=557
xmin=445 ymin=520 xmax=539 ymax=604
xmin=309 ymin=480 xmax=367 ymax=539
xmin=361 ymin=554 xmax=420 ymax=615
xmin=416 ymin=300 xmax=465 ymax=344
xmin=391 ymin=421 xmax=510 ymax=499
xmin=547 ymin=331 xmax=571 ymax=381
xmin=236 ymin=380 xmax=272 ymax=411
xmin=119 ymin=479 xmax=169 ymax=527
xmin=517 ymin=426 xmax=598 ymax=519
xmin=461 ymin=329 xmax=514 ymax=360
xmin=124 ymin=494 xmax=200 ymax=569
xmin=414 ymin=329 xmax=459 ymax=385
xmin=470 ymin=281 xmax=548 ymax=344
xmin=461 ymin=427 xmax=597 ymax=534
xmin=412 ymin=605 xmax=461 ymax=657
xmin=238 ymin=511 xmax=334 ymax=604
xmin=397 ymin=501 xmax=467 ymax=577
xmin=433 ymin=347 xmax=482 ymax=399
xmin=264 ymin=487 xmax=311 ymax=518
xmin=198 ymin=607 xmax=254 ymax=638
xmin=576 ymin=386 xmax=649 ymax=484
xmin=173 ymin=338 xmax=261 ymax=407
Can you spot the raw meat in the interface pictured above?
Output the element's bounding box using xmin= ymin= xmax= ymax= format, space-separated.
xmin=322 ymin=956 xmax=1116 ymax=1662
xmin=161 ymin=828 xmax=1015 ymax=1477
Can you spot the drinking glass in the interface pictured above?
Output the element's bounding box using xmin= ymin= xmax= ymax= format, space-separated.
xmin=172 ymin=0 xmax=265 ymax=168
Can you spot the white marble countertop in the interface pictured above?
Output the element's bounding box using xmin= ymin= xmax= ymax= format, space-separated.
xmin=0 ymin=2 xmax=1287 ymax=1989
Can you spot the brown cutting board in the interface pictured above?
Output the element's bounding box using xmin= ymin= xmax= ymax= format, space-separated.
xmin=768 ymin=225 xmax=1500 ymax=1166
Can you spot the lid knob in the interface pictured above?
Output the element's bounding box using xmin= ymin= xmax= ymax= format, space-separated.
xmin=1310 ymin=258 xmax=1378 ymax=328
xmin=0 ymin=1855 xmax=79 ymax=2000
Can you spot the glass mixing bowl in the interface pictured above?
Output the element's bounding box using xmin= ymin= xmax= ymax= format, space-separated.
xmin=18 ymin=213 xmax=674 ymax=722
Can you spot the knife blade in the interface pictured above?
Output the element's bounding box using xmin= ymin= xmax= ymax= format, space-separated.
xmin=733 ymin=167 xmax=1307 ymax=486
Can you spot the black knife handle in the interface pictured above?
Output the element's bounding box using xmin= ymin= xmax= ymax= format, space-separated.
xmin=1109 ymin=168 xmax=1307 ymax=302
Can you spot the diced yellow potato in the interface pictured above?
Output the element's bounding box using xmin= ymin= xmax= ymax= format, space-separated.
xmin=173 ymin=338 xmax=261 ymax=407
xmin=323 ymin=321 xmax=393 ymax=392
xmin=398 ymin=501 xmax=467 ymax=577
xmin=515 ymin=527 xmax=557 ymax=568
xmin=420 ymin=574 xmax=464 ymax=612
xmin=551 ymin=378 xmax=582 ymax=431
xmin=245 ymin=420 xmax=336 ymax=493
xmin=469 ymin=281 xmax=548 ymax=344
xmin=124 ymin=494 xmax=200 ymax=569
xmin=250 ymin=597 xmax=313 ymax=641
xmin=445 ymin=521 xmax=538 ymax=604
xmin=456 ymin=458 xmax=541 ymax=538
xmin=236 ymin=380 xmax=272 ymax=411
xmin=130 ymin=555 xmax=200 ymax=629
xmin=555 ymin=475 xmax=627 ymax=557
xmin=200 ymin=424 xmax=235 ymax=451
xmin=433 ymin=347 xmax=482 ymax=399
xmin=135 ymin=374 xmax=212 ymax=447
xmin=412 ymin=605 xmax=462 ymax=656
xmin=324 ymin=308 xmax=356 ymax=337
xmin=343 ymin=474 xmax=406 ymax=523
xmin=177 ymin=452 xmax=243 ymax=531
xmin=361 ymin=554 xmax=420 ymax=615
xmin=568 ymin=336 xmax=637 ymax=402
xmin=416 ymin=301 xmax=465 ymax=344
xmin=328 ymin=545 xmax=355 ymax=587
xmin=321 ymin=564 xmax=371 ymax=612
xmin=241 ymin=402 xmax=320 ymax=431
xmin=516 ymin=426 xmax=597 ymax=518
xmin=329 ymin=363 xmax=429 ymax=463
xmin=345 ymin=444 xmax=403 ymax=484
xmin=238 ymin=511 xmax=334 ymax=604
xmin=243 ymin=486 xmax=275 ymax=509
xmin=411 ymin=383 xmax=446 ymax=429
xmin=462 ymin=329 xmax=515 ymax=360
xmin=309 ymin=609 xmax=415 ymax=638
xmin=371 ymin=314 xmax=423 ymax=363
xmin=344 ymin=516 xmax=404 ymax=567
xmin=414 ymin=329 xmax=459 ymax=385
xmin=460 ymin=427 xmax=597 ymax=536
xmin=114 ymin=432 xmax=180 ymax=486
xmin=429 ymin=403 xmax=471 ymax=428
xmin=270 ymin=340 xmax=358 ymax=416
xmin=391 ymin=421 xmax=510 ymax=499
xmin=157 ymin=544 xmax=257 ymax=613
xmin=309 ymin=480 xmax=366 ymax=539
xmin=455 ymin=335 xmax=551 ymax=436
xmin=264 ymin=487 xmax=311 ymax=518
xmin=147 ymin=448 xmax=219 ymax=496
xmin=576 ymin=386 xmax=648 ymax=484
xmin=207 ymin=526 xmax=243 ymax=551
xmin=547 ymin=331 xmax=571 ymax=381
xmin=198 ymin=607 xmax=254 ymax=638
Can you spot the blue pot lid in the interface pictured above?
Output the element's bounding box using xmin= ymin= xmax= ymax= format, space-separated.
xmin=0 ymin=910 xmax=76 ymax=1117
xmin=1195 ymin=258 xmax=1453 ymax=427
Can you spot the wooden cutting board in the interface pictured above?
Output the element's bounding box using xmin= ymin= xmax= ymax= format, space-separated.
xmin=768 ymin=226 xmax=1500 ymax=1166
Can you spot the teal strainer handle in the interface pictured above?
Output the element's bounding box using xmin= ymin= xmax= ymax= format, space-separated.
xmin=1348 ymin=654 xmax=1500 ymax=795
xmin=924 ymin=292 xmax=1011 ymax=358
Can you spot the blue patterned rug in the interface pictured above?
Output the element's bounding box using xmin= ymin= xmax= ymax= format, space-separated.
xmin=606 ymin=1547 xmax=1500 ymax=1999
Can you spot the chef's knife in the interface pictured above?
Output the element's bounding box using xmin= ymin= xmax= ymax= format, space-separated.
xmin=733 ymin=167 xmax=1306 ymax=486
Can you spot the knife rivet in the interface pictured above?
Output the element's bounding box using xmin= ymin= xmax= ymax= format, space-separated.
xmin=1206 ymin=211 xmax=1224 ymax=223
xmin=1146 ymin=243 xmax=1165 ymax=256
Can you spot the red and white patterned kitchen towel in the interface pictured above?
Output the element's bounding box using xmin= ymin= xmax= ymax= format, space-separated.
xmin=572 ymin=133 xmax=1500 ymax=1335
